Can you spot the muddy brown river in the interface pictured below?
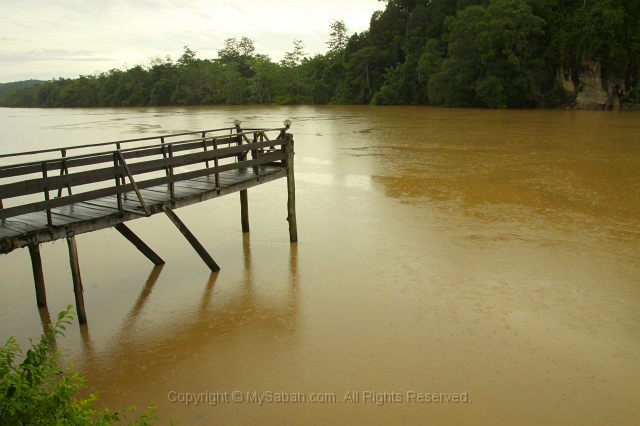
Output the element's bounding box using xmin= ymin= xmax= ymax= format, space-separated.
xmin=1 ymin=106 xmax=639 ymax=425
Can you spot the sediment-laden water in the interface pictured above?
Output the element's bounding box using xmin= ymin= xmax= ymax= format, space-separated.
xmin=1 ymin=105 xmax=639 ymax=425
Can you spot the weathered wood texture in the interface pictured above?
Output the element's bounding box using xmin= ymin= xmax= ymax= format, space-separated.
xmin=0 ymin=167 xmax=286 ymax=253
xmin=114 ymin=223 xmax=165 ymax=265
xmin=240 ymin=189 xmax=249 ymax=233
xmin=1 ymin=126 xmax=291 ymax=254
xmin=163 ymin=207 xmax=220 ymax=272
xmin=66 ymin=236 xmax=87 ymax=325
xmin=1 ymin=124 xmax=297 ymax=328
xmin=285 ymin=134 xmax=298 ymax=243
xmin=0 ymin=141 xmax=286 ymax=219
xmin=28 ymin=244 xmax=47 ymax=307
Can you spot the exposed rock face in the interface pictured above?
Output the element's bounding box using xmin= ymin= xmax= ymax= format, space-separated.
xmin=556 ymin=61 xmax=639 ymax=110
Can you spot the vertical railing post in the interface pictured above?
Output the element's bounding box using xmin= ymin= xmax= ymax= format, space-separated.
xmin=168 ymin=144 xmax=175 ymax=199
xmin=57 ymin=149 xmax=72 ymax=198
xmin=202 ymin=132 xmax=210 ymax=168
xmin=213 ymin=138 xmax=220 ymax=193
xmin=113 ymin=152 xmax=123 ymax=211
xmin=42 ymin=162 xmax=52 ymax=227
xmin=251 ymin=132 xmax=260 ymax=177
xmin=161 ymin=137 xmax=171 ymax=195
xmin=235 ymin=122 xmax=245 ymax=170
xmin=285 ymin=133 xmax=298 ymax=242
xmin=116 ymin=143 xmax=125 ymax=185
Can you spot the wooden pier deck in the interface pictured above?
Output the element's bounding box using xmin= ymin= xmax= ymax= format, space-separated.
xmin=0 ymin=121 xmax=297 ymax=324
xmin=0 ymin=165 xmax=287 ymax=248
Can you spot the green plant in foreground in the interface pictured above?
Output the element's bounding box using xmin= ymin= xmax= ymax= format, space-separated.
xmin=1 ymin=305 xmax=167 ymax=425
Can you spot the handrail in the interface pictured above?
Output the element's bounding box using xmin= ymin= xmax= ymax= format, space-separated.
xmin=0 ymin=127 xmax=290 ymax=221
xmin=0 ymin=126 xmax=237 ymax=159
xmin=0 ymin=127 xmax=285 ymax=171
xmin=0 ymin=139 xmax=285 ymax=199
xmin=0 ymin=152 xmax=287 ymax=220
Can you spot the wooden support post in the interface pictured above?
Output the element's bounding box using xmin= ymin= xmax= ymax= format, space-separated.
xmin=168 ymin=144 xmax=175 ymax=198
xmin=213 ymin=139 xmax=220 ymax=193
xmin=163 ymin=207 xmax=220 ymax=272
xmin=42 ymin=162 xmax=52 ymax=227
xmin=28 ymin=244 xmax=47 ymax=308
xmin=285 ymin=134 xmax=298 ymax=242
xmin=57 ymin=149 xmax=72 ymax=198
xmin=252 ymin=132 xmax=260 ymax=177
xmin=236 ymin=124 xmax=246 ymax=170
xmin=240 ymin=189 xmax=249 ymax=233
xmin=113 ymin=153 xmax=123 ymax=211
xmin=66 ymin=236 xmax=87 ymax=325
xmin=202 ymin=132 xmax=210 ymax=168
xmin=114 ymin=223 xmax=165 ymax=265
xmin=116 ymin=143 xmax=125 ymax=185
xmin=38 ymin=307 xmax=52 ymax=336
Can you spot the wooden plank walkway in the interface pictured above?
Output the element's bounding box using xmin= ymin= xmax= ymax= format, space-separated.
xmin=0 ymin=122 xmax=298 ymax=325
xmin=0 ymin=165 xmax=284 ymax=242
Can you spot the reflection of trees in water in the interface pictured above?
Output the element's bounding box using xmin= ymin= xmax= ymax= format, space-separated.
xmin=75 ymin=236 xmax=300 ymax=387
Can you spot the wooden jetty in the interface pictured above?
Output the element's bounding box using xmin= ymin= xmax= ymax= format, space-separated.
xmin=0 ymin=120 xmax=297 ymax=325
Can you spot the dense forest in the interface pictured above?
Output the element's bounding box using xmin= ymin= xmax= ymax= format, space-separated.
xmin=0 ymin=80 xmax=44 ymax=101
xmin=2 ymin=0 xmax=638 ymax=109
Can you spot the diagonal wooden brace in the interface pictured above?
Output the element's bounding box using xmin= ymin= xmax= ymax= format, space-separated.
xmin=115 ymin=223 xmax=165 ymax=265
xmin=116 ymin=150 xmax=150 ymax=216
xmin=163 ymin=206 xmax=220 ymax=272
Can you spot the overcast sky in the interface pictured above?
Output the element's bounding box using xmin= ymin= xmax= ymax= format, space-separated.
xmin=1 ymin=0 xmax=384 ymax=83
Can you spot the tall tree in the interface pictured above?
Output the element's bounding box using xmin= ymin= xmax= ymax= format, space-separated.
xmin=327 ymin=20 xmax=349 ymax=54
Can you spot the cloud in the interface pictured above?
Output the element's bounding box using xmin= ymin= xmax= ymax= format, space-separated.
xmin=0 ymin=49 xmax=113 ymax=63
xmin=0 ymin=0 xmax=384 ymax=81
xmin=224 ymin=1 xmax=247 ymax=14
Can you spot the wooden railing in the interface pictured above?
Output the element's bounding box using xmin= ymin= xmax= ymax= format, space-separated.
xmin=0 ymin=127 xmax=290 ymax=223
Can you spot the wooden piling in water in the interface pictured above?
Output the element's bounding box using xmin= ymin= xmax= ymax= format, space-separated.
xmin=285 ymin=134 xmax=298 ymax=243
xmin=66 ymin=236 xmax=87 ymax=325
xmin=1 ymin=124 xmax=295 ymax=327
xmin=163 ymin=206 xmax=220 ymax=272
xmin=28 ymin=244 xmax=47 ymax=308
xmin=38 ymin=307 xmax=52 ymax=336
xmin=114 ymin=223 xmax=165 ymax=265
xmin=240 ymin=189 xmax=250 ymax=233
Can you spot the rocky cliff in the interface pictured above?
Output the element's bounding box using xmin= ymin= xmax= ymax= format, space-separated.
xmin=556 ymin=61 xmax=640 ymax=110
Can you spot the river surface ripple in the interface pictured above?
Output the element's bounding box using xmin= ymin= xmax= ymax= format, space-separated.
xmin=1 ymin=105 xmax=639 ymax=425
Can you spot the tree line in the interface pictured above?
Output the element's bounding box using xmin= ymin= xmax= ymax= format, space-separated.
xmin=2 ymin=0 xmax=638 ymax=109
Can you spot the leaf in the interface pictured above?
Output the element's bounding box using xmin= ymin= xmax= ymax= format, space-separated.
xmin=6 ymin=385 xmax=16 ymax=398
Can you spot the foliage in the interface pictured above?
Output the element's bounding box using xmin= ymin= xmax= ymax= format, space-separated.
xmin=0 ymin=306 xmax=168 ymax=425
xmin=2 ymin=1 xmax=638 ymax=109
xmin=427 ymin=0 xmax=545 ymax=108
xmin=0 ymin=80 xmax=45 ymax=102
xmin=327 ymin=20 xmax=349 ymax=54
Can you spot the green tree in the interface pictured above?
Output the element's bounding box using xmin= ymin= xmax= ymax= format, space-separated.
xmin=281 ymin=39 xmax=307 ymax=101
xmin=248 ymin=54 xmax=279 ymax=104
xmin=427 ymin=0 xmax=545 ymax=108
xmin=327 ymin=20 xmax=349 ymax=54
xmin=176 ymin=46 xmax=197 ymax=67
xmin=217 ymin=37 xmax=256 ymax=77
xmin=223 ymin=63 xmax=247 ymax=104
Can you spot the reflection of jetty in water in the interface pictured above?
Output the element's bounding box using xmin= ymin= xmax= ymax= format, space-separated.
xmin=0 ymin=121 xmax=298 ymax=325
xmin=74 ymin=234 xmax=300 ymax=389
